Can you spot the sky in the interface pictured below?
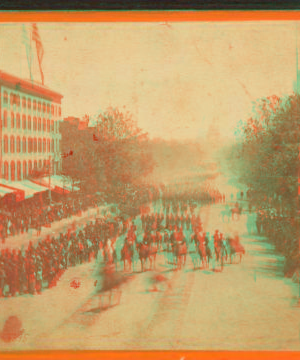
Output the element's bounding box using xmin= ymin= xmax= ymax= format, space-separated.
xmin=0 ymin=21 xmax=298 ymax=141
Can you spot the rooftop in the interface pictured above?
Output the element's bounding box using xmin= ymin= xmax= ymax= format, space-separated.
xmin=0 ymin=70 xmax=63 ymax=103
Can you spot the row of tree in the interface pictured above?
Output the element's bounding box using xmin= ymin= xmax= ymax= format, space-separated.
xmin=225 ymin=93 xmax=299 ymax=274
xmin=59 ymin=107 xmax=206 ymax=216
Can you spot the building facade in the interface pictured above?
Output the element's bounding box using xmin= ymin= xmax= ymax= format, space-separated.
xmin=0 ymin=71 xmax=63 ymax=182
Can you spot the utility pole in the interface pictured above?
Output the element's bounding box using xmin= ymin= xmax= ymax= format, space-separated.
xmin=49 ymin=155 xmax=51 ymax=205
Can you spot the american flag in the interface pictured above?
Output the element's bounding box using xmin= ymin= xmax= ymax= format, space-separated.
xmin=22 ymin=24 xmax=33 ymax=82
xmin=32 ymin=23 xmax=44 ymax=85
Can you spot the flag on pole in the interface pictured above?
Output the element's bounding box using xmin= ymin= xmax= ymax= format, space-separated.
xmin=21 ymin=24 xmax=33 ymax=82
xmin=32 ymin=23 xmax=44 ymax=85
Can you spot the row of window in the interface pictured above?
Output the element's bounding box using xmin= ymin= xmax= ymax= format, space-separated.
xmin=2 ymin=111 xmax=59 ymax=133
xmin=3 ymin=159 xmax=51 ymax=181
xmin=3 ymin=136 xmax=58 ymax=154
xmin=2 ymin=91 xmax=61 ymax=117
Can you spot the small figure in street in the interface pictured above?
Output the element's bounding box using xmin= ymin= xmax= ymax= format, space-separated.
xmin=147 ymin=271 xmax=171 ymax=292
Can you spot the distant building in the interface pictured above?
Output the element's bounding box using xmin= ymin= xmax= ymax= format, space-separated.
xmin=63 ymin=116 xmax=80 ymax=126
xmin=0 ymin=70 xmax=63 ymax=182
xmin=207 ymin=119 xmax=221 ymax=147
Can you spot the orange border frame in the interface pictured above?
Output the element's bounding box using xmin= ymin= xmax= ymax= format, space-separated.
xmin=0 ymin=9 xmax=300 ymax=360
xmin=0 ymin=10 xmax=300 ymax=22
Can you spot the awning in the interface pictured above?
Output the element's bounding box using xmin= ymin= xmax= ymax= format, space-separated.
xmin=3 ymin=180 xmax=48 ymax=199
xmin=0 ymin=187 xmax=14 ymax=195
xmin=30 ymin=175 xmax=79 ymax=194
xmin=0 ymin=181 xmax=25 ymax=201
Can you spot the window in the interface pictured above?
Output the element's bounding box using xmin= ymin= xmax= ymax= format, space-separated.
xmin=47 ymin=119 xmax=50 ymax=132
xmin=23 ymin=161 xmax=27 ymax=178
xmin=28 ymin=160 xmax=32 ymax=175
xmin=43 ymin=118 xmax=46 ymax=132
xmin=27 ymin=98 xmax=31 ymax=109
xmin=51 ymin=139 xmax=54 ymax=152
xmin=38 ymin=117 xmax=41 ymax=131
xmin=38 ymin=101 xmax=41 ymax=112
xmin=28 ymin=137 xmax=32 ymax=153
xmin=33 ymin=117 xmax=37 ymax=131
xmin=10 ymin=136 xmax=15 ymax=153
xmin=16 ymin=113 xmax=20 ymax=129
xmin=43 ymin=159 xmax=47 ymax=168
xmin=3 ymin=91 xmax=8 ymax=105
xmin=4 ymin=136 xmax=8 ymax=154
xmin=22 ymin=115 xmax=26 ymax=130
xmin=3 ymin=110 xmax=7 ymax=128
xmin=16 ymin=95 xmax=20 ymax=107
xmin=22 ymin=97 xmax=26 ymax=109
xmin=38 ymin=139 xmax=42 ymax=153
xmin=17 ymin=161 xmax=21 ymax=181
xmin=11 ymin=112 xmax=14 ymax=128
xmin=28 ymin=116 xmax=31 ymax=130
xmin=4 ymin=162 xmax=9 ymax=181
xmin=33 ymin=100 xmax=36 ymax=110
xmin=38 ymin=160 xmax=42 ymax=169
xmin=51 ymin=120 xmax=54 ymax=132
xmin=17 ymin=136 xmax=21 ymax=153
xmin=10 ymin=93 xmax=14 ymax=106
xmin=22 ymin=137 xmax=26 ymax=153
xmin=58 ymin=106 xmax=61 ymax=117
xmin=43 ymin=102 xmax=46 ymax=113
xmin=47 ymin=139 xmax=50 ymax=153
xmin=43 ymin=138 xmax=46 ymax=153
xmin=34 ymin=138 xmax=37 ymax=153
xmin=34 ymin=160 xmax=37 ymax=170
xmin=51 ymin=104 xmax=54 ymax=115
xmin=47 ymin=104 xmax=50 ymax=114
xmin=11 ymin=161 xmax=15 ymax=181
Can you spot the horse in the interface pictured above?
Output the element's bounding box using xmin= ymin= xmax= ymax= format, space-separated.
xmin=231 ymin=204 xmax=243 ymax=221
xmin=155 ymin=231 xmax=163 ymax=252
xmin=148 ymin=235 xmax=159 ymax=269
xmin=220 ymin=208 xmax=231 ymax=223
xmin=198 ymin=240 xmax=209 ymax=269
xmin=214 ymin=238 xmax=229 ymax=271
xmin=173 ymin=241 xmax=187 ymax=270
xmin=189 ymin=233 xmax=201 ymax=269
xmin=103 ymin=242 xmax=118 ymax=271
xmin=227 ymin=236 xmax=245 ymax=263
xmin=94 ymin=263 xmax=132 ymax=309
xmin=121 ymin=241 xmax=134 ymax=272
xmin=136 ymin=242 xmax=152 ymax=272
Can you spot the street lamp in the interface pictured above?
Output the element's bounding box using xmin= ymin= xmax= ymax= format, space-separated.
xmin=48 ymin=155 xmax=52 ymax=205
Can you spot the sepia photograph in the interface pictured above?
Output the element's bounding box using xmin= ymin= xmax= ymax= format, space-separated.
xmin=0 ymin=15 xmax=299 ymax=353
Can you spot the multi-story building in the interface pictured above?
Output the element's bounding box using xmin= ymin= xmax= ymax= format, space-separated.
xmin=0 ymin=70 xmax=63 ymax=182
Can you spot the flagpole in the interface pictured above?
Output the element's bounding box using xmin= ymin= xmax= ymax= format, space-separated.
xmin=29 ymin=24 xmax=33 ymax=83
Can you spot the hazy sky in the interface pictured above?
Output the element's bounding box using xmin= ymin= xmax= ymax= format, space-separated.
xmin=0 ymin=21 xmax=298 ymax=140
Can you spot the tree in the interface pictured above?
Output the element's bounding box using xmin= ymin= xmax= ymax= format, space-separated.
xmin=60 ymin=108 xmax=154 ymax=201
xmin=93 ymin=107 xmax=154 ymax=189
xmin=60 ymin=119 xmax=99 ymax=193
xmin=226 ymin=93 xmax=300 ymax=276
xmin=228 ymin=94 xmax=299 ymax=212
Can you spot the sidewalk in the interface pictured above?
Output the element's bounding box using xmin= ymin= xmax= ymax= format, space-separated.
xmin=0 ymin=204 xmax=109 ymax=251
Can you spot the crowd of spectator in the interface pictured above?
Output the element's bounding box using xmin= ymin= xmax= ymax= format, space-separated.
xmin=0 ymin=183 xmax=161 ymax=297
xmin=0 ymin=194 xmax=101 ymax=243
xmin=0 ymin=216 xmax=120 ymax=297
